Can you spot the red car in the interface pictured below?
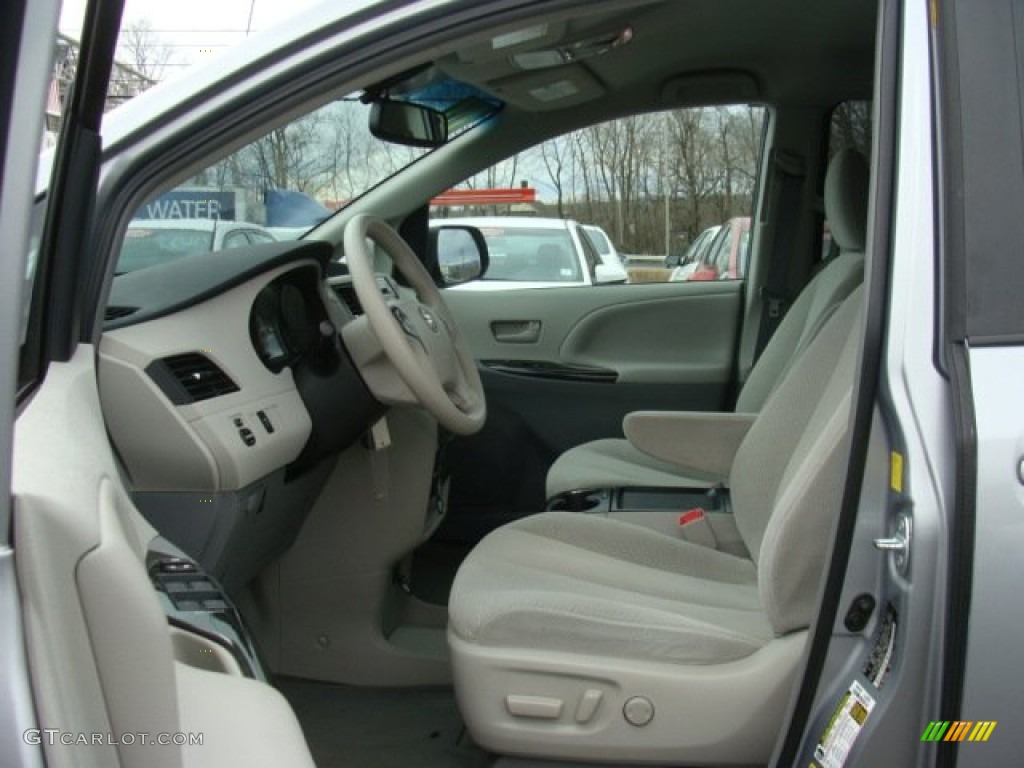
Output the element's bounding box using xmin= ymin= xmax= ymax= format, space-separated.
xmin=687 ymin=216 xmax=751 ymax=281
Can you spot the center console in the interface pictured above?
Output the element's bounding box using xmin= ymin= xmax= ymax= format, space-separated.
xmin=546 ymin=486 xmax=748 ymax=557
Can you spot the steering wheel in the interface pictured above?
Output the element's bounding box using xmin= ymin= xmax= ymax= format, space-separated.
xmin=343 ymin=213 xmax=486 ymax=435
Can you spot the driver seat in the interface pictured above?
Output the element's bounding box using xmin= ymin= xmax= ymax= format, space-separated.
xmin=447 ymin=283 xmax=864 ymax=764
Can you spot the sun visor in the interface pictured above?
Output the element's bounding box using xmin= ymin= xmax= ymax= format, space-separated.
xmin=661 ymin=71 xmax=761 ymax=107
xmin=487 ymin=64 xmax=605 ymax=110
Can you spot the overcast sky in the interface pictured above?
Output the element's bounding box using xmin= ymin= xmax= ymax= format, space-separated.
xmin=59 ymin=0 xmax=324 ymax=73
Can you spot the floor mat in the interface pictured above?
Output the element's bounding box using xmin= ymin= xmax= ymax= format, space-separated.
xmin=278 ymin=677 xmax=492 ymax=768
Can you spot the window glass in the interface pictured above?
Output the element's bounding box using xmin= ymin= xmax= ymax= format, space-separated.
xmin=247 ymin=230 xmax=276 ymax=245
xmin=114 ymin=97 xmax=435 ymax=276
xmin=434 ymin=105 xmax=764 ymax=288
xmin=829 ymin=100 xmax=872 ymax=160
xmin=583 ymin=227 xmax=611 ymax=256
xmin=118 ymin=225 xmax=214 ymax=273
xmin=110 ymin=64 xmax=503 ymax=281
xmin=220 ymin=229 xmax=250 ymax=250
xmin=474 ymin=226 xmax=582 ymax=283
xmin=103 ymin=52 xmax=502 ymax=283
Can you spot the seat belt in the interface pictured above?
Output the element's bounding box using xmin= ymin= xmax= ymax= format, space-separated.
xmin=754 ymin=150 xmax=806 ymax=360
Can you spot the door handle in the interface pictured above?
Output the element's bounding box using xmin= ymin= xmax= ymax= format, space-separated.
xmin=491 ymin=320 xmax=541 ymax=343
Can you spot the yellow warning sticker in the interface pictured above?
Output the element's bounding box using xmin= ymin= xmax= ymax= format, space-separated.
xmin=813 ymin=680 xmax=876 ymax=768
xmin=890 ymin=452 xmax=904 ymax=493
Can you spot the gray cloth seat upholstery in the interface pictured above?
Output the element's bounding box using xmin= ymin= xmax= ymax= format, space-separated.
xmin=546 ymin=148 xmax=869 ymax=499
xmin=448 ymin=283 xmax=864 ymax=764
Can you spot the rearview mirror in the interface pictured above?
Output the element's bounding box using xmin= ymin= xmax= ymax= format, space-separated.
xmin=430 ymin=226 xmax=489 ymax=285
xmin=369 ymin=100 xmax=448 ymax=148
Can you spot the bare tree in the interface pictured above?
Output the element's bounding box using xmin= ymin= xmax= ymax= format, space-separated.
xmin=830 ymin=101 xmax=872 ymax=158
xmin=118 ymin=20 xmax=174 ymax=82
xmin=667 ymin=108 xmax=719 ymax=241
xmin=241 ymin=112 xmax=336 ymax=196
xmin=540 ymin=136 xmax=570 ymax=218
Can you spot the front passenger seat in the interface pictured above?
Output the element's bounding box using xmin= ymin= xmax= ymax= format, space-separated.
xmin=546 ymin=148 xmax=869 ymax=499
xmin=448 ymin=282 xmax=864 ymax=765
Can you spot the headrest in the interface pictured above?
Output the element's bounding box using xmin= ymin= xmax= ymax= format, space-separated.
xmin=825 ymin=148 xmax=869 ymax=253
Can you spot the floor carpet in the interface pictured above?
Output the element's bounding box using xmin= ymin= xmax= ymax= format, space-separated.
xmin=277 ymin=677 xmax=492 ymax=768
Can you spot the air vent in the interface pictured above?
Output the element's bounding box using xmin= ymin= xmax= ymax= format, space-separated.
xmin=146 ymin=353 xmax=240 ymax=405
xmin=105 ymin=305 xmax=139 ymax=321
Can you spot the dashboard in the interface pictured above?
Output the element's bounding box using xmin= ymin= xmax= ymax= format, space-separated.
xmin=250 ymin=269 xmax=324 ymax=373
xmin=98 ymin=240 xmax=380 ymax=493
xmin=97 ymin=239 xmax=387 ymax=590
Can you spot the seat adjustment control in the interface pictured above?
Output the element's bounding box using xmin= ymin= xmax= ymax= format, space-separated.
xmin=623 ymin=696 xmax=655 ymax=726
xmin=575 ymin=689 xmax=603 ymax=723
xmin=505 ymin=694 xmax=563 ymax=719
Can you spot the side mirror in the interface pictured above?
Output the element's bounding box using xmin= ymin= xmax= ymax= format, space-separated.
xmin=594 ymin=263 xmax=628 ymax=284
xmin=429 ymin=226 xmax=489 ymax=285
xmin=369 ymin=100 xmax=448 ymax=148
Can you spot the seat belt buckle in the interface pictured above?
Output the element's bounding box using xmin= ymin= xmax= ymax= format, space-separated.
xmin=678 ymin=508 xmax=718 ymax=549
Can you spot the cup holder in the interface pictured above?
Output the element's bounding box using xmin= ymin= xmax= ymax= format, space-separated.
xmin=547 ymin=489 xmax=610 ymax=512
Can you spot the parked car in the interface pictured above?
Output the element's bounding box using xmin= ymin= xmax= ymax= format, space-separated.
xmin=5 ymin=2 xmax=1022 ymax=768
xmin=666 ymin=223 xmax=721 ymax=269
xmin=581 ymin=223 xmax=630 ymax=282
xmin=433 ymin=216 xmax=626 ymax=289
xmin=682 ymin=215 xmax=751 ymax=281
xmin=117 ymin=218 xmax=278 ymax=273
xmin=668 ymin=223 xmax=722 ymax=279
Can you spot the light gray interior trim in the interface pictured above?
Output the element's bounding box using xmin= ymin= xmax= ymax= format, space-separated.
xmin=623 ymin=411 xmax=756 ymax=482
xmin=450 ymin=630 xmax=807 ymax=765
xmin=606 ymin=510 xmax=748 ymax=557
xmin=99 ymin=262 xmax=316 ymax=491
xmin=0 ymin=551 xmax=43 ymax=768
xmin=14 ymin=346 xmax=314 ymax=767
xmin=2 ymin=0 xmax=64 ymax=546
xmin=175 ymin=661 xmax=314 ymax=767
xmin=242 ymin=407 xmax=451 ymax=686
xmin=15 ymin=348 xmax=127 ymax=768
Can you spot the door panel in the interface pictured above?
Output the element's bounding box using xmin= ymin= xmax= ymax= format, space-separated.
xmin=440 ymin=281 xmax=743 ymax=540
xmin=447 ymin=280 xmax=741 ymax=383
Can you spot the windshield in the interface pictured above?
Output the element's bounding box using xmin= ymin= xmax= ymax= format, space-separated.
xmin=118 ymin=225 xmax=215 ymax=273
xmin=113 ymin=73 xmax=501 ymax=277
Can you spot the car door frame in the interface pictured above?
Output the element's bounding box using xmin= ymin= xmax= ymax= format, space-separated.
xmin=2 ymin=0 xmax=129 ymax=763
xmin=0 ymin=2 xmax=61 ymax=763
